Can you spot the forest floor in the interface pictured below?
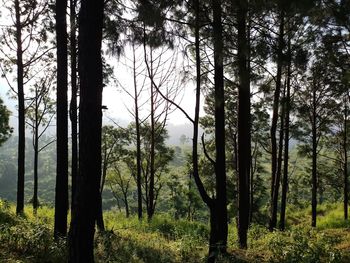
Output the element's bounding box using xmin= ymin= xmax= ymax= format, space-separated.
xmin=0 ymin=200 xmax=350 ymax=262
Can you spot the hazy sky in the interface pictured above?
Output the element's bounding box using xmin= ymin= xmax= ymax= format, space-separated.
xmin=102 ymin=50 xmax=203 ymax=126
xmin=0 ymin=48 xmax=204 ymax=134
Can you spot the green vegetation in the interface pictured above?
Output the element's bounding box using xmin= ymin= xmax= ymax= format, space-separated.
xmin=1 ymin=200 xmax=349 ymax=262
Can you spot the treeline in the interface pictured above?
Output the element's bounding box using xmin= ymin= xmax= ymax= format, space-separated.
xmin=0 ymin=0 xmax=349 ymax=262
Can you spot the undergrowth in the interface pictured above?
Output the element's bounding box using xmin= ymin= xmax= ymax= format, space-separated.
xmin=0 ymin=199 xmax=349 ymax=262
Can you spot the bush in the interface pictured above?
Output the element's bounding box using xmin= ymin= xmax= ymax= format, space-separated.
xmin=266 ymin=227 xmax=342 ymax=263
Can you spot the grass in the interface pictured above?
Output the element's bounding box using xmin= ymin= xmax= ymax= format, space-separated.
xmin=0 ymin=199 xmax=350 ymax=262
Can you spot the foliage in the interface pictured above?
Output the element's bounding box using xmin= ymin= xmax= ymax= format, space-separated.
xmin=1 ymin=201 xmax=350 ymax=262
xmin=0 ymin=201 xmax=66 ymax=262
xmin=0 ymin=97 xmax=12 ymax=146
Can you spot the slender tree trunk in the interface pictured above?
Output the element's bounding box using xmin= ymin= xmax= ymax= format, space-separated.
xmin=96 ymin=151 xmax=107 ymax=231
xmin=269 ymin=10 xmax=284 ymax=231
xmin=100 ymin=156 xmax=108 ymax=193
xmin=54 ymin=0 xmax=69 ymax=239
xmin=237 ymin=0 xmax=250 ymax=249
xmin=311 ymin=85 xmax=317 ymax=227
xmin=123 ymin=192 xmax=130 ymax=218
xmin=192 ymin=0 xmax=228 ymax=260
xmin=271 ymin=85 xmax=286 ymax=230
xmin=70 ymin=0 xmax=78 ymax=210
xmin=132 ymin=43 xmax=143 ymax=220
xmin=187 ymin=172 xmax=192 ymax=221
xmin=192 ymin=0 xmax=208 ymax=209
xmin=33 ymin=98 xmax=39 ymax=214
xmin=148 ymin=49 xmax=155 ymax=220
xmin=249 ymin=142 xmax=256 ymax=224
xmin=209 ymin=0 xmax=228 ymax=258
xmin=15 ymin=0 xmax=25 ymax=216
xmin=190 ymin=0 xmax=208 ymax=223
xmin=33 ymin=143 xmax=39 ymax=212
xmin=279 ymin=34 xmax=291 ymax=231
xmin=68 ymin=0 xmax=104 ymax=261
xmin=344 ymin=96 xmax=348 ymax=220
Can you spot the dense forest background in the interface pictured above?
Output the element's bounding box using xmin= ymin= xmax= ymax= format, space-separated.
xmin=0 ymin=0 xmax=349 ymax=262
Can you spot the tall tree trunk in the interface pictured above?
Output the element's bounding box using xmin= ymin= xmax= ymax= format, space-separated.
xmin=132 ymin=43 xmax=143 ymax=220
xmin=68 ymin=0 xmax=104 ymax=261
xmin=344 ymin=95 xmax=348 ymax=220
xmin=33 ymin=95 xmax=39 ymax=214
xmin=54 ymin=0 xmax=69 ymax=239
xmin=148 ymin=49 xmax=155 ymax=220
xmin=270 ymin=85 xmax=286 ymax=230
xmin=70 ymin=0 xmax=78 ymax=210
xmin=269 ymin=9 xmax=284 ymax=231
xmin=191 ymin=0 xmax=212 ymax=223
xmin=311 ymin=84 xmax=317 ymax=227
xmin=15 ymin=0 xmax=25 ymax=216
xmin=192 ymin=0 xmax=208 ymax=210
xmin=279 ymin=33 xmax=291 ymax=231
xmin=208 ymin=0 xmax=228 ymax=258
xmin=237 ymin=0 xmax=250 ymax=249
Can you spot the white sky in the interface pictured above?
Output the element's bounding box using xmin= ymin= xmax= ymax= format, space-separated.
xmin=0 ymin=46 xmax=204 ymax=134
xmin=102 ymin=45 xmax=204 ymax=126
xmin=0 ymin=0 xmax=206 ymax=134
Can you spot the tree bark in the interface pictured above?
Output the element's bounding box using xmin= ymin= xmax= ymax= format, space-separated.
xmin=33 ymin=94 xmax=39 ymax=214
xmin=15 ymin=0 xmax=25 ymax=216
xmin=68 ymin=0 xmax=104 ymax=261
xmin=279 ymin=33 xmax=291 ymax=231
xmin=271 ymin=85 xmax=285 ymax=230
xmin=123 ymin=191 xmax=130 ymax=218
xmin=133 ymin=43 xmax=143 ymax=220
xmin=54 ymin=0 xmax=69 ymax=239
xmin=269 ymin=9 xmax=284 ymax=231
xmin=237 ymin=0 xmax=250 ymax=249
xmin=96 ymin=194 xmax=105 ymax=231
xmin=210 ymin=0 xmax=228 ymax=256
xmin=311 ymin=82 xmax=317 ymax=227
xmin=344 ymin=95 xmax=348 ymax=220
xmin=96 ymin=146 xmax=107 ymax=231
xmin=148 ymin=49 xmax=155 ymax=220
xmin=69 ymin=0 xmax=78 ymax=211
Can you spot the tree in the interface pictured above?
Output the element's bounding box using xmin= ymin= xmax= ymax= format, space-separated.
xmin=108 ymin=162 xmax=133 ymax=218
xmin=0 ymin=97 xmax=12 ymax=146
xmin=68 ymin=0 xmax=104 ymax=260
xmin=131 ymin=43 xmax=143 ymax=220
xmin=236 ymin=0 xmax=251 ymax=248
xmin=279 ymin=29 xmax=292 ymax=230
xmin=54 ymin=0 xmax=68 ymax=239
xmin=142 ymin=45 xmax=180 ymax=220
xmin=97 ymin=125 xmax=130 ymax=229
xmin=136 ymin=122 xmax=174 ymax=219
xmin=204 ymin=0 xmax=228 ymax=258
xmin=69 ymin=0 xmax=78 ymax=210
xmin=26 ymin=73 xmax=55 ymax=214
xmin=295 ymin=54 xmax=336 ymax=227
xmin=0 ymin=0 xmax=51 ymax=215
xmin=268 ymin=3 xmax=285 ymax=231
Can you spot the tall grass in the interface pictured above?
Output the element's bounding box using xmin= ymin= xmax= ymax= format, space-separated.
xmin=0 ymin=200 xmax=349 ymax=262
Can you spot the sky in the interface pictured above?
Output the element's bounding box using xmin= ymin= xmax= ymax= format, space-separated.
xmin=101 ymin=48 xmax=203 ymax=126
xmin=0 ymin=47 xmax=204 ymax=136
xmin=0 ymin=0 xmax=206 ymax=136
